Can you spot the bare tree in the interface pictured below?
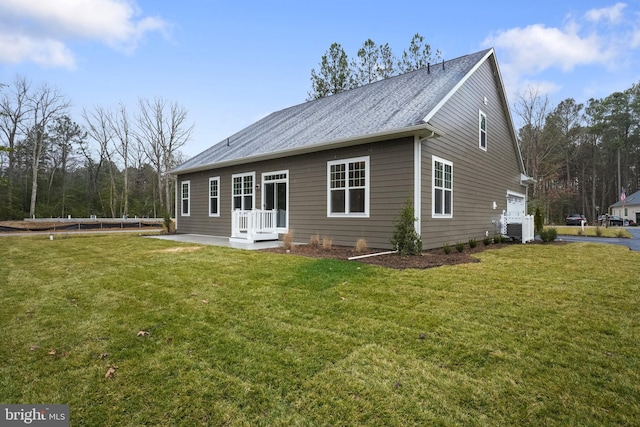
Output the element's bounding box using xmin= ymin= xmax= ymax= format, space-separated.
xmin=82 ymin=105 xmax=117 ymax=217
xmin=26 ymin=83 xmax=69 ymax=218
xmin=47 ymin=115 xmax=85 ymax=216
xmin=515 ymin=87 xmax=558 ymax=220
xmin=0 ymin=77 xmax=30 ymax=217
xmin=108 ymin=103 xmax=133 ymax=217
xmin=136 ymin=98 xmax=193 ymax=216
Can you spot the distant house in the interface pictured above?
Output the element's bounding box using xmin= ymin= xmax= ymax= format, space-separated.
xmin=171 ymin=48 xmax=532 ymax=250
xmin=610 ymin=189 xmax=640 ymax=224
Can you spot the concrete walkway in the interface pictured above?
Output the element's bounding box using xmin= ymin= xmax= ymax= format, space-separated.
xmin=0 ymin=230 xmax=283 ymax=251
xmin=558 ymin=227 xmax=640 ymax=251
xmin=146 ymin=234 xmax=283 ymax=250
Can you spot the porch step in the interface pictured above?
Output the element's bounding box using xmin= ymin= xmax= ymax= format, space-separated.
xmin=229 ymin=232 xmax=279 ymax=244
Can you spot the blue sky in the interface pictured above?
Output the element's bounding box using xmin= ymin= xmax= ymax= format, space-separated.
xmin=1 ymin=1 xmax=639 ymax=158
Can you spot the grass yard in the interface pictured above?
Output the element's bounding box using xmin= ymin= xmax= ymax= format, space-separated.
xmin=555 ymin=225 xmax=632 ymax=238
xmin=1 ymin=234 xmax=639 ymax=426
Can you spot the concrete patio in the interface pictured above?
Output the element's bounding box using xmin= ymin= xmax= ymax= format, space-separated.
xmin=146 ymin=233 xmax=283 ymax=250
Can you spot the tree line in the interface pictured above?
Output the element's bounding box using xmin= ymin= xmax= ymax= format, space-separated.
xmin=0 ymin=77 xmax=192 ymax=221
xmin=516 ymin=84 xmax=640 ymax=224
xmin=308 ymin=33 xmax=441 ymax=100
xmin=3 ymin=37 xmax=637 ymax=225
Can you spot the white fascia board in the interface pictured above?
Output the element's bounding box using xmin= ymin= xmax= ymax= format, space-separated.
xmin=422 ymin=49 xmax=494 ymax=123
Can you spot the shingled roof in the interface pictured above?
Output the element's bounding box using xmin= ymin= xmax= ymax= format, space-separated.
xmin=611 ymin=189 xmax=640 ymax=207
xmin=173 ymin=48 xmax=496 ymax=174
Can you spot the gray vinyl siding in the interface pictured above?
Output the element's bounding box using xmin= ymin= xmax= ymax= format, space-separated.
xmin=420 ymin=58 xmax=525 ymax=249
xmin=176 ymin=137 xmax=414 ymax=249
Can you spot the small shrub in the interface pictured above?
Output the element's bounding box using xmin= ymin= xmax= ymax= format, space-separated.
xmin=455 ymin=242 xmax=465 ymax=253
xmin=442 ymin=243 xmax=451 ymax=254
xmin=390 ymin=198 xmax=422 ymax=256
xmin=322 ymin=237 xmax=332 ymax=251
xmin=283 ymin=230 xmax=294 ymax=251
xmin=355 ymin=238 xmax=368 ymax=252
xmin=539 ymin=227 xmax=558 ymax=243
xmin=493 ymin=235 xmax=503 ymax=244
xmin=615 ymin=229 xmax=626 ymax=238
xmin=595 ymin=226 xmax=603 ymax=237
xmin=483 ymin=236 xmax=492 ymax=246
xmin=468 ymin=238 xmax=478 ymax=248
xmin=309 ymin=234 xmax=320 ymax=248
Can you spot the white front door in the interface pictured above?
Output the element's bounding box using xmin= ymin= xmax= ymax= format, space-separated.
xmin=262 ymin=171 xmax=288 ymax=232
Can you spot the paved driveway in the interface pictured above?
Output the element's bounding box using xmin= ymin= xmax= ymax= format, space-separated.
xmin=558 ymin=227 xmax=640 ymax=251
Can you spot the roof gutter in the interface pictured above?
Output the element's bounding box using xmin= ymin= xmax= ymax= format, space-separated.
xmin=171 ymin=122 xmax=444 ymax=175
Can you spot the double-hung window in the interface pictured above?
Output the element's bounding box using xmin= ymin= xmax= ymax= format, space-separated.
xmin=209 ymin=177 xmax=220 ymax=217
xmin=432 ymin=156 xmax=452 ymax=217
xmin=479 ymin=110 xmax=487 ymax=150
xmin=181 ymin=180 xmax=190 ymax=216
xmin=327 ymin=156 xmax=369 ymax=217
xmin=232 ymin=172 xmax=254 ymax=210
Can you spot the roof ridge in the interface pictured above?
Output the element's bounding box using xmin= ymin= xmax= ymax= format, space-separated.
xmin=172 ymin=48 xmax=495 ymax=173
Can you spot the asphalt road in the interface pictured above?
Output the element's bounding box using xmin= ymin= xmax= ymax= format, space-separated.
xmin=558 ymin=227 xmax=640 ymax=251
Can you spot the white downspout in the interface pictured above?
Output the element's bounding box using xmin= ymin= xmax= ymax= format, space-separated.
xmin=174 ymin=175 xmax=178 ymax=231
xmin=414 ymin=136 xmax=422 ymax=235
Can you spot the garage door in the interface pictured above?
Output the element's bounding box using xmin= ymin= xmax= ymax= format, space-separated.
xmin=506 ymin=191 xmax=526 ymax=219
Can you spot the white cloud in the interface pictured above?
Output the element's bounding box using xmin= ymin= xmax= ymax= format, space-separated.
xmin=0 ymin=34 xmax=75 ymax=68
xmin=585 ymin=2 xmax=626 ymax=23
xmin=483 ymin=4 xmax=640 ymax=101
xmin=484 ymin=23 xmax=612 ymax=74
xmin=0 ymin=0 xmax=168 ymax=68
xmin=632 ymin=28 xmax=640 ymax=48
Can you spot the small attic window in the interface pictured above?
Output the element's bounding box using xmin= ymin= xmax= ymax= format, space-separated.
xmin=479 ymin=110 xmax=487 ymax=151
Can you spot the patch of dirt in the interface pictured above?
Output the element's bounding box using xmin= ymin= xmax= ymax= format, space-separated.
xmin=261 ymin=242 xmax=521 ymax=270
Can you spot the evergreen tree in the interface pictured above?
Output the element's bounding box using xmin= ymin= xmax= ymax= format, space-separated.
xmin=308 ymin=43 xmax=353 ymax=100
xmin=390 ymin=198 xmax=422 ymax=256
xmin=351 ymin=39 xmax=381 ymax=86
xmin=397 ymin=33 xmax=441 ymax=74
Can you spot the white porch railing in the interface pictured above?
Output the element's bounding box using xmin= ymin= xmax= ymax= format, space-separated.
xmin=231 ymin=209 xmax=278 ymax=242
xmin=500 ymin=213 xmax=535 ymax=243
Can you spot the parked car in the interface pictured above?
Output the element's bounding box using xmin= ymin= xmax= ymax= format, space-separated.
xmin=566 ymin=214 xmax=587 ymax=225
xmin=609 ymin=215 xmax=635 ymax=227
xmin=599 ymin=215 xmax=633 ymax=226
xmin=608 ymin=215 xmax=624 ymax=226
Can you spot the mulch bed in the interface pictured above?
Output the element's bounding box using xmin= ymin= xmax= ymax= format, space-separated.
xmin=261 ymin=241 xmax=524 ymax=270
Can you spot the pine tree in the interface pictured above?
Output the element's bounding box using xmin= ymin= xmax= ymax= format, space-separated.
xmin=308 ymin=43 xmax=353 ymax=100
xmin=390 ymin=198 xmax=422 ymax=256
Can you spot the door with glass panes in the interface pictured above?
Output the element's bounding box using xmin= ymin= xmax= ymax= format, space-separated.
xmin=262 ymin=171 xmax=288 ymax=231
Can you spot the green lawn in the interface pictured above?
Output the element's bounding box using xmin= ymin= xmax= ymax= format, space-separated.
xmin=555 ymin=225 xmax=632 ymax=238
xmin=1 ymin=234 xmax=639 ymax=426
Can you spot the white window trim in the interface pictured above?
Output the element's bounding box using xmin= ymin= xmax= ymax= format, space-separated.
xmin=208 ymin=176 xmax=220 ymax=217
xmin=327 ymin=156 xmax=370 ymax=218
xmin=479 ymin=110 xmax=487 ymax=151
xmin=432 ymin=156 xmax=453 ymax=218
xmin=181 ymin=180 xmax=190 ymax=217
xmin=231 ymin=172 xmax=255 ymax=211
